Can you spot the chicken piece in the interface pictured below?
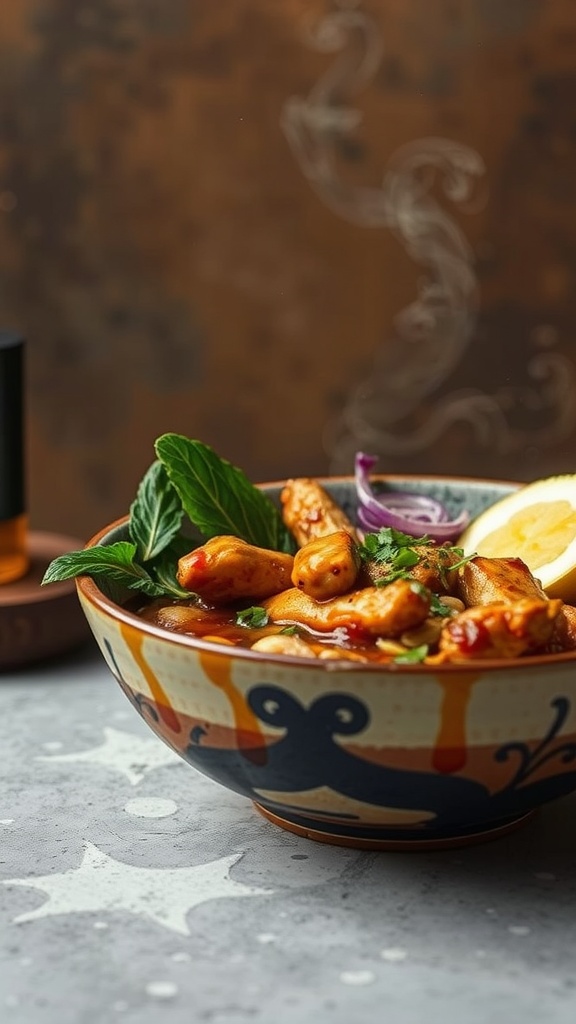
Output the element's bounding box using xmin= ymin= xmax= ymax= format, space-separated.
xmin=362 ymin=543 xmax=462 ymax=595
xmin=457 ymin=555 xmax=547 ymax=607
xmin=177 ymin=536 xmax=294 ymax=603
xmin=439 ymin=598 xmax=562 ymax=661
xmin=549 ymin=603 xmax=576 ymax=652
xmin=291 ymin=530 xmax=361 ymax=600
xmin=263 ymin=578 xmax=430 ymax=637
xmin=280 ymin=477 xmax=359 ymax=548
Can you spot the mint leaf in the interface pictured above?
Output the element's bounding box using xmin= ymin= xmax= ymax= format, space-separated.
xmin=129 ymin=460 xmax=183 ymax=562
xmin=150 ymin=537 xmax=197 ymax=599
xmin=236 ymin=606 xmax=269 ymax=628
xmin=44 ymin=434 xmax=301 ymax=600
xmin=155 ymin=434 xmax=294 ymax=552
xmin=41 ymin=542 xmax=165 ymax=597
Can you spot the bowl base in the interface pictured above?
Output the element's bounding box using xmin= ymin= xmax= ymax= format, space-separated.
xmin=253 ymin=803 xmax=538 ymax=852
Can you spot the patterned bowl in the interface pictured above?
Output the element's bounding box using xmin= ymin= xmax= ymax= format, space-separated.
xmin=76 ymin=476 xmax=576 ymax=851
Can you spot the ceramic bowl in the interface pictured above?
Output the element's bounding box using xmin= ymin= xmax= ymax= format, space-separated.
xmin=76 ymin=476 xmax=576 ymax=851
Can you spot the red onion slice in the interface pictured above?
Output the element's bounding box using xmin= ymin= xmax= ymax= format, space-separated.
xmin=354 ymin=452 xmax=470 ymax=543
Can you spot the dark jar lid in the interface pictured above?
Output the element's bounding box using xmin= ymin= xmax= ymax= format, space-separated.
xmin=0 ymin=331 xmax=25 ymax=520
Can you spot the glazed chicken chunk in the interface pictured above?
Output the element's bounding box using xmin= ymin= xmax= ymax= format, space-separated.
xmin=439 ymin=597 xmax=563 ymax=661
xmin=291 ymin=530 xmax=361 ymax=600
xmin=549 ymin=602 xmax=576 ymax=652
xmin=263 ymin=578 xmax=431 ymax=638
xmin=177 ymin=536 xmax=294 ymax=603
xmin=457 ymin=555 xmax=547 ymax=606
xmin=445 ymin=554 xmax=565 ymax=659
xmin=280 ymin=478 xmax=359 ymax=547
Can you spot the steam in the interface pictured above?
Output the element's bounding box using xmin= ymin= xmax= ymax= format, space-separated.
xmin=281 ymin=0 xmax=576 ymax=469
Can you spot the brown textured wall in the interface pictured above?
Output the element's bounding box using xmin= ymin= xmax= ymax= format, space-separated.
xmin=1 ymin=0 xmax=576 ymax=538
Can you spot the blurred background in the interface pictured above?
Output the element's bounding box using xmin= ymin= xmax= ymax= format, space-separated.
xmin=1 ymin=0 xmax=576 ymax=539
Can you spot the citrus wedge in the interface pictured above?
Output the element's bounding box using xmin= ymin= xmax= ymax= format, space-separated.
xmin=458 ymin=475 xmax=576 ymax=602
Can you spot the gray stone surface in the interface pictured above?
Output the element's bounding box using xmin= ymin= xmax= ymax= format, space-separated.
xmin=1 ymin=642 xmax=576 ymax=1024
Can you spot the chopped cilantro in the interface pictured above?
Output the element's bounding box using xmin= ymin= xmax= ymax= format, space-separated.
xmin=359 ymin=527 xmax=431 ymax=564
xmin=393 ymin=644 xmax=429 ymax=664
xmin=449 ymin=553 xmax=476 ymax=571
xmin=428 ymin=592 xmax=453 ymax=617
xmin=360 ymin=527 xmax=429 ymax=585
xmin=361 ymin=527 xmax=475 ymax=589
xmin=236 ymin=606 xmax=269 ymax=628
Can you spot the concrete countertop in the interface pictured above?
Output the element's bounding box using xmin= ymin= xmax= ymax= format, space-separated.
xmin=1 ymin=642 xmax=576 ymax=1024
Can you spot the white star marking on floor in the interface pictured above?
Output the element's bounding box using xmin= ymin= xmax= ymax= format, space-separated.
xmin=36 ymin=727 xmax=182 ymax=785
xmin=3 ymin=841 xmax=272 ymax=935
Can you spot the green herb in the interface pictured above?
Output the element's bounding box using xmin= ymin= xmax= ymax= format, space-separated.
xmin=449 ymin=552 xmax=476 ymax=571
xmin=359 ymin=527 xmax=431 ymax=563
xmin=236 ymin=606 xmax=269 ymax=628
xmin=129 ymin=460 xmax=183 ymax=562
xmin=360 ymin=528 xmax=427 ymax=584
xmin=409 ymin=580 xmax=428 ymax=597
xmin=42 ymin=542 xmax=168 ymax=597
xmin=148 ymin=543 xmax=195 ymax=599
xmin=428 ymin=592 xmax=453 ymax=617
xmin=361 ymin=527 xmax=474 ymax=589
xmin=393 ymin=644 xmax=429 ymax=664
xmin=155 ymin=434 xmax=295 ymax=553
xmin=280 ymin=625 xmax=299 ymax=636
xmin=43 ymin=434 xmax=298 ymax=597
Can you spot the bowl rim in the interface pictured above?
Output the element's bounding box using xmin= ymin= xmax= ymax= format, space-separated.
xmin=76 ymin=473 xmax=576 ymax=674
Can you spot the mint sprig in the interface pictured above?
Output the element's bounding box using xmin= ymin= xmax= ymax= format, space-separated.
xmin=129 ymin=460 xmax=183 ymax=562
xmin=155 ymin=434 xmax=294 ymax=553
xmin=42 ymin=542 xmax=166 ymax=597
xmin=43 ymin=434 xmax=296 ymax=597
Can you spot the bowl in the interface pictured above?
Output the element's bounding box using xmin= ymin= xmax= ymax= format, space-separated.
xmin=75 ymin=475 xmax=576 ymax=851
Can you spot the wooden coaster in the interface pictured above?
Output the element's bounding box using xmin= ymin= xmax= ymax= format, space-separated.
xmin=0 ymin=531 xmax=92 ymax=671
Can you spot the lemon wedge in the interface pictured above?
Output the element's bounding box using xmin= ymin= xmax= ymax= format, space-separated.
xmin=458 ymin=475 xmax=576 ymax=602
